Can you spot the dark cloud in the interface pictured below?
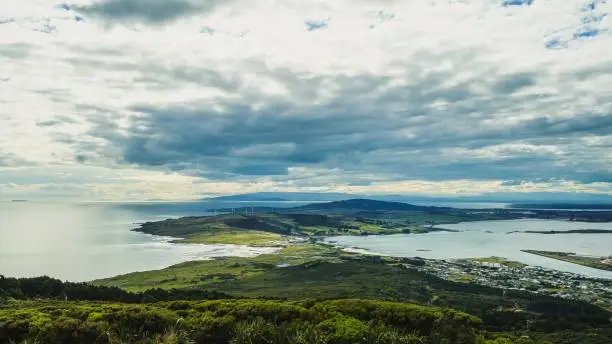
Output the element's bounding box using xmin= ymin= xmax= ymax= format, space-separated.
xmin=305 ymin=20 xmax=328 ymax=31
xmin=502 ymin=0 xmax=534 ymax=7
xmin=73 ymin=0 xmax=221 ymax=24
xmin=36 ymin=115 xmax=78 ymax=127
xmin=0 ymin=43 xmax=34 ymax=59
xmin=37 ymin=120 xmax=63 ymax=127
xmin=75 ymin=154 xmax=88 ymax=163
xmin=492 ymin=72 xmax=536 ymax=94
xmin=58 ymin=50 xmax=612 ymax=186
xmin=0 ymin=152 xmax=34 ymax=167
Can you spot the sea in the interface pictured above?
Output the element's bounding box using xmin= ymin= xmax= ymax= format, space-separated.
xmin=0 ymin=201 xmax=296 ymax=281
xmin=1 ymin=201 xmax=611 ymax=281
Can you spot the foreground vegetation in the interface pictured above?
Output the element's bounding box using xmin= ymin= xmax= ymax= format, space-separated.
xmin=0 ymin=298 xmax=485 ymax=344
xmin=2 ymin=272 xmax=611 ymax=344
xmin=522 ymin=250 xmax=612 ymax=272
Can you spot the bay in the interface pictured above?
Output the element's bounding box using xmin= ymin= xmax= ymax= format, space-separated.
xmin=324 ymin=219 xmax=612 ymax=279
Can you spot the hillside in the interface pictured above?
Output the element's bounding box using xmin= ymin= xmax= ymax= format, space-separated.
xmin=134 ymin=212 xmax=425 ymax=245
xmin=93 ymin=244 xmax=612 ymax=344
xmin=134 ymin=203 xmax=493 ymax=245
xmin=205 ymin=192 xmax=612 ymax=204
xmin=208 ymin=198 xmax=612 ymax=222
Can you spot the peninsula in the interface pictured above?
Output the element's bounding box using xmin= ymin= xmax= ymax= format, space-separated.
xmin=135 ymin=199 xmax=612 ymax=246
xmin=522 ymin=250 xmax=612 ymax=272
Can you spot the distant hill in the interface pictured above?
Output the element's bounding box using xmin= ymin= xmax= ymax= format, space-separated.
xmin=204 ymin=191 xmax=612 ymax=204
xmin=206 ymin=198 xmax=451 ymax=214
xmin=511 ymin=203 xmax=612 ymax=210
xmin=207 ymin=192 xmax=361 ymax=202
xmin=296 ymin=198 xmax=449 ymax=212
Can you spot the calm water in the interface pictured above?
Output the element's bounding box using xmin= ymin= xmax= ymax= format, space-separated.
xmin=3 ymin=202 xmax=612 ymax=281
xmin=0 ymin=201 xmax=303 ymax=281
xmin=325 ymin=219 xmax=612 ymax=279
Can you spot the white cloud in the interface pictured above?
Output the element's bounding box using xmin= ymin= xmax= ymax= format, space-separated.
xmin=0 ymin=0 xmax=611 ymax=200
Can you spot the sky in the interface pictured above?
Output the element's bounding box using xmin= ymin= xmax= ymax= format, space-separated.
xmin=0 ymin=0 xmax=611 ymax=201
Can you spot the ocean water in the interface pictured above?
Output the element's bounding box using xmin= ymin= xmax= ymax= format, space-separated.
xmin=3 ymin=202 xmax=611 ymax=282
xmin=324 ymin=219 xmax=612 ymax=279
xmin=0 ymin=201 xmax=300 ymax=281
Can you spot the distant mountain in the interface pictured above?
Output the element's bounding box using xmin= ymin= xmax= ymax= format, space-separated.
xmin=464 ymin=192 xmax=612 ymax=204
xmin=511 ymin=203 xmax=612 ymax=210
xmin=296 ymin=199 xmax=448 ymax=212
xmin=205 ymin=191 xmax=612 ymax=204
xmin=207 ymin=192 xmax=362 ymax=202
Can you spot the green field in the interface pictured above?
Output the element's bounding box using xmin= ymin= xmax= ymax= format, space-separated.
xmin=93 ymin=244 xmax=341 ymax=292
xmin=178 ymin=230 xmax=285 ymax=246
xmin=464 ymin=257 xmax=527 ymax=269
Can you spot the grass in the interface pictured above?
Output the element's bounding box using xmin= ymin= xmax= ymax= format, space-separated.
xmin=132 ymin=211 xmax=483 ymax=245
xmin=449 ymin=273 xmax=475 ymax=283
xmin=178 ymin=230 xmax=284 ymax=246
xmin=92 ymin=243 xmax=612 ymax=340
xmin=468 ymin=257 xmax=527 ymax=269
xmin=92 ymin=244 xmax=342 ymax=292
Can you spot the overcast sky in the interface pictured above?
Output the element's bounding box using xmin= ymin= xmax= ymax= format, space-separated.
xmin=1 ymin=0 xmax=611 ymax=201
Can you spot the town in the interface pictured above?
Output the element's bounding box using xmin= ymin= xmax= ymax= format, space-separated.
xmin=411 ymin=256 xmax=612 ymax=310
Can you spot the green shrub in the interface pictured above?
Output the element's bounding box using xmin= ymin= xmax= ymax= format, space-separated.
xmin=0 ymin=299 xmax=483 ymax=344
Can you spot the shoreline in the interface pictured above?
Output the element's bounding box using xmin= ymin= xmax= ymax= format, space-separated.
xmin=522 ymin=250 xmax=612 ymax=272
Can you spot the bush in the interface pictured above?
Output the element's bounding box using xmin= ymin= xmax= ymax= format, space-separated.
xmin=0 ymin=299 xmax=483 ymax=344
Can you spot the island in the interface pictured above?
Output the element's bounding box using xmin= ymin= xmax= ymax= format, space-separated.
xmin=522 ymin=250 xmax=612 ymax=272
xmin=507 ymin=229 xmax=612 ymax=234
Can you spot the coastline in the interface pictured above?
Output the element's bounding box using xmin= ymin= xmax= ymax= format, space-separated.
xmin=522 ymin=250 xmax=612 ymax=272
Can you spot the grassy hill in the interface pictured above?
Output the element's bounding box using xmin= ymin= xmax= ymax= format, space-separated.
xmin=92 ymin=245 xmax=612 ymax=341
xmin=134 ymin=212 xmax=426 ymax=245
xmin=135 ymin=199 xmax=521 ymax=244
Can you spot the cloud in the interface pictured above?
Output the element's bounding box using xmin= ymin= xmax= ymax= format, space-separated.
xmin=502 ymin=0 xmax=534 ymax=7
xmin=0 ymin=151 xmax=34 ymax=167
xmin=69 ymin=57 xmax=611 ymax=185
xmin=305 ymin=19 xmax=329 ymax=31
xmin=491 ymin=72 xmax=536 ymax=93
xmin=0 ymin=43 xmax=33 ymax=59
xmin=1 ymin=0 xmax=611 ymax=200
xmin=73 ymin=0 xmax=221 ymax=24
